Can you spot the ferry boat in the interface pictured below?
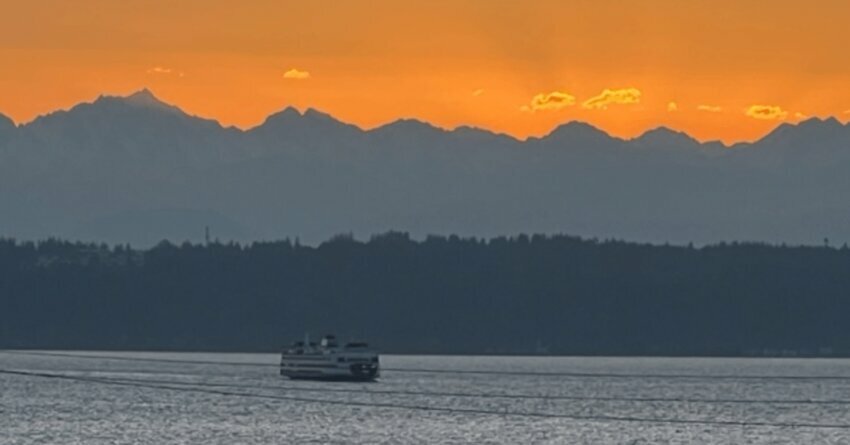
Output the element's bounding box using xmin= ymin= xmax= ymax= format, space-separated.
xmin=279 ymin=334 xmax=380 ymax=381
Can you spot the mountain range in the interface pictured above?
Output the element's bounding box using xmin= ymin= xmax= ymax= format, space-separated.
xmin=1 ymin=89 xmax=849 ymax=246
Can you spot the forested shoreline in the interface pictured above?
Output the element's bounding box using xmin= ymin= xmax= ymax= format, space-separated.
xmin=2 ymin=233 xmax=849 ymax=356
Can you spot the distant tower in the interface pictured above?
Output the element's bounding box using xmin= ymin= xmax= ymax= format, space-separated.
xmin=205 ymin=226 xmax=210 ymax=246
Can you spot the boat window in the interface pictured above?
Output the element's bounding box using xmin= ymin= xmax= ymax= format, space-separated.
xmin=322 ymin=335 xmax=339 ymax=348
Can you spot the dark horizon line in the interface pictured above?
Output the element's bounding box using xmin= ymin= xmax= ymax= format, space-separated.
xmin=7 ymin=348 xmax=847 ymax=360
xmin=5 ymin=230 xmax=846 ymax=251
xmin=2 ymin=87 xmax=848 ymax=148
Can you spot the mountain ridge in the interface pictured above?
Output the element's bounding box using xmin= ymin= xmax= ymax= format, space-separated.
xmin=2 ymin=88 xmax=850 ymax=246
xmin=3 ymin=89 xmax=846 ymax=147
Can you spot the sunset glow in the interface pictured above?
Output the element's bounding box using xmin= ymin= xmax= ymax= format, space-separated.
xmin=1 ymin=0 xmax=849 ymax=143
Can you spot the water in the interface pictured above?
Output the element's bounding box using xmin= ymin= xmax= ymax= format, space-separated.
xmin=3 ymin=352 xmax=850 ymax=444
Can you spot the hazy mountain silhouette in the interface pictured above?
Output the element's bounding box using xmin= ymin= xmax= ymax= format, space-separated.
xmin=537 ymin=121 xmax=621 ymax=149
xmin=247 ymin=106 xmax=364 ymax=157
xmin=1 ymin=89 xmax=848 ymax=246
xmin=634 ymin=127 xmax=702 ymax=151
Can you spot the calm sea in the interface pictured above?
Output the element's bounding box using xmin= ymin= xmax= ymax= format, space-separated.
xmin=2 ymin=352 xmax=850 ymax=444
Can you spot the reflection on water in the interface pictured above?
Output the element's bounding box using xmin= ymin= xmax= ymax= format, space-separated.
xmin=2 ymin=352 xmax=850 ymax=444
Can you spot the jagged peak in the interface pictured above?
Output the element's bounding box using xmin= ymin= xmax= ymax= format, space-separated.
xmin=371 ymin=118 xmax=446 ymax=134
xmin=635 ymin=126 xmax=699 ymax=146
xmin=92 ymin=88 xmax=184 ymax=115
xmin=128 ymin=87 xmax=156 ymax=99
xmin=550 ymin=120 xmax=605 ymax=133
xmin=760 ymin=116 xmax=847 ymax=145
xmin=639 ymin=126 xmax=684 ymax=137
xmin=453 ymin=125 xmax=497 ymax=136
xmin=258 ymin=106 xmax=350 ymax=126
xmin=278 ymin=105 xmax=303 ymax=116
xmin=555 ymin=120 xmax=595 ymax=129
xmin=250 ymin=106 xmax=363 ymax=138
xmin=798 ymin=116 xmax=842 ymax=129
xmin=303 ymin=107 xmax=333 ymax=120
xmin=544 ymin=121 xmax=615 ymax=144
xmin=261 ymin=106 xmax=303 ymax=124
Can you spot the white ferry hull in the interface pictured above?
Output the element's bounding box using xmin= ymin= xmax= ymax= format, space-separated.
xmin=279 ymin=353 xmax=380 ymax=381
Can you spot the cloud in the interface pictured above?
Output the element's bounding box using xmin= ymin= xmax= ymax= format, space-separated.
xmin=146 ymin=66 xmax=185 ymax=77
xmin=472 ymin=89 xmax=484 ymax=97
xmin=283 ymin=68 xmax=311 ymax=80
xmin=697 ymin=105 xmax=722 ymax=113
xmin=522 ymin=91 xmax=576 ymax=112
xmin=745 ymin=105 xmax=788 ymax=120
xmin=582 ymin=88 xmax=641 ymax=110
xmin=667 ymin=102 xmax=678 ymax=112
xmin=794 ymin=112 xmax=808 ymax=120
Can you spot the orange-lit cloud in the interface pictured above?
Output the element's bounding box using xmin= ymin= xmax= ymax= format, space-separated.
xmin=283 ymin=69 xmax=311 ymax=80
xmin=697 ymin=105 xmax=723 ymax=113
xmin=472 ymin=89 xmax=484 ymax=97
xmin=667 ymin=102 xmax=679 ymax=112
xmin=794 ymin=112 xmax=808 ymax=120
xmin=521 ymin=91 xmax=576 ymax=112
xmin=582 ymin=88 xmax=641 ymax=110
xmin=146 ymin=67 xmax=184 ymax=77
xmin=745 ymin=105 xmax=788 ymax=120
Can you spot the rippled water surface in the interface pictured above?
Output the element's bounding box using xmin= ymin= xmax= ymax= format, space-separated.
xmin=3 ymin=352 xmax=850 ymax=444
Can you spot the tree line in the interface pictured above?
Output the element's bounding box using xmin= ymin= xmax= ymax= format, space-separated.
xmin=1 ymin=233 xmax=849 ymax=356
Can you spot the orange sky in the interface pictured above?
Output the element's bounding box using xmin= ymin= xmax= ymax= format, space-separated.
xmin=1 ymin=0 xmax=849 ymax=143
